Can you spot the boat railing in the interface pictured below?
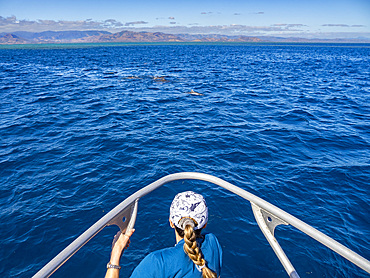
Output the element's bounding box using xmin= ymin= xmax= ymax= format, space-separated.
xmin=33 ymin=172 xmax=370 ymax=278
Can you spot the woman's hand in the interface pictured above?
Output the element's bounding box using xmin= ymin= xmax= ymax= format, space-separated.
xmin=105 ymin=229 xmax=135 ymax=278
xmin=110 ymin=229 xmax=135 ymax=264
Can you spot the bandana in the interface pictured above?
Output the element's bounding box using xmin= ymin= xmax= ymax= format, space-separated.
xmin=170 ymin=191 xmax=208 ymax=230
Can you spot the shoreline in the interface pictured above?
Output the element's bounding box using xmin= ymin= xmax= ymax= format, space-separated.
xmin=1 ymin=41 xmax=370 ymax=49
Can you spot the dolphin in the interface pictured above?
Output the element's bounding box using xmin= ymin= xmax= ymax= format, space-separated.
xmin=187 ymin=89 xmax=203 ymax=96
xmin=153 ymin=76 xmax=168 ymax=82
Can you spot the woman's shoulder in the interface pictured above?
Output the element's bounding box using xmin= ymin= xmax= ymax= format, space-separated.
xmin=204 ymin=233 xmax=220 ymax=244
xmin=130 ymin=245 xmax=179 ymax=277
xmin=203 ymin=233 xmax=223 ymax=255
xmin=149 ymin=240 xmax=184 ymax=258
xmin=205 ymin=233 xmax=218 ymax=239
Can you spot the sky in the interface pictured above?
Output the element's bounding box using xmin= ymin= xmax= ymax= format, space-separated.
xmin=0 ymin=0 xmax=369 ymax=39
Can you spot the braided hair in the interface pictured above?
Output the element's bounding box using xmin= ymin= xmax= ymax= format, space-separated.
xmin=175 ymin=221 xmax=217 ymax=278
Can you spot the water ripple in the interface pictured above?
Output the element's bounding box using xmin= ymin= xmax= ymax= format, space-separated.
xmin=0 ymin=44 xmax=369 ymax=277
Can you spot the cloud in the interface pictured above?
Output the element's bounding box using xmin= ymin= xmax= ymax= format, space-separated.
xmin=103 ymin=19 xmax=124 ymax=28
xmin=273 ymin=24 xmax=307 ymax=27
xmin=124 ymin=21 xmax=148 ymax=26
xmin=322 ymin=24 xmax=366 ymax=28
xmin=0 ymin=15 xmax=126 ymax=32
xmin=132 ymin=24 xmax=308 ymax=35
xmin=170 ymin=22 xmax=177 ymax=25
xmin=234 ymin=13 xmax=241 ymax=16
xmin=322 ymin=24 xmax=349 ymax=27
xmin=271 ymin=23 xmax=307 ymax=31
xmin=255 ymin=12 xmax=264 ymax=14
xmin=201 ymin=12 xmax=213 ymax=15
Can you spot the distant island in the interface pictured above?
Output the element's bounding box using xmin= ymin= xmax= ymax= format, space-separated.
xmin=0 ymin=30 xmax=369 ymax=45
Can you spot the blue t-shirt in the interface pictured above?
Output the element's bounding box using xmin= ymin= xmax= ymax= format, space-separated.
xmin=130 ymin=233 xmax=222 ymax=277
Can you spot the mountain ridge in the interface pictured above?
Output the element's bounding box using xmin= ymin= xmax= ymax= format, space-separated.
xmin=0 ymin=30 xmax=369 ymax=44
xmin=0 ymin=30 xmax=263 ymax=44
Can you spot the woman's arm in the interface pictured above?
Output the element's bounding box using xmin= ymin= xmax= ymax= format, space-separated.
xmin=105 ymin=229 xmax=135 ymax=278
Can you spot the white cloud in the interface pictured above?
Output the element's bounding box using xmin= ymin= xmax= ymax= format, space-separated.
xmin=271 ymin=24 xmax=307 ymax=31
xmin=322 ymin=24 xmax=366 ymax=28
xmin=0 ymin=16 xmax=125 ymax=32
xmin=124 ymin=21 xmax=148 ymax=26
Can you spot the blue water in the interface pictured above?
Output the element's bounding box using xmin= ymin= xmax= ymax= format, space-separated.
xmin=0 ymin=43 xmax=369 ymax=277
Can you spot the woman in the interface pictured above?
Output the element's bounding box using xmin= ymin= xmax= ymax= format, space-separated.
xmin=105 ymin=191 xmax=222 ymax=278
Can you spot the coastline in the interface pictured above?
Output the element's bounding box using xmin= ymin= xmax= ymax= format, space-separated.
xmin=1 ymin=30 xmax=369 ymax=47
xmin=1 ymin=41 xmax=370 ymax=50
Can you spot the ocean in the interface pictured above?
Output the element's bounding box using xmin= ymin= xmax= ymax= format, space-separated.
xmin=0 ymin=43 xmax=369 ymax=277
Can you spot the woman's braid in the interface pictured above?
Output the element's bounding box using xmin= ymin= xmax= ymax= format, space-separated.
xmin=183 ymin=225 xmax=217 ymax=278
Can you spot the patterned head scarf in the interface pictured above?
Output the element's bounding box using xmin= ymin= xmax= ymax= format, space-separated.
xmin=170 ymin=191 xmax=208 ymax=230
